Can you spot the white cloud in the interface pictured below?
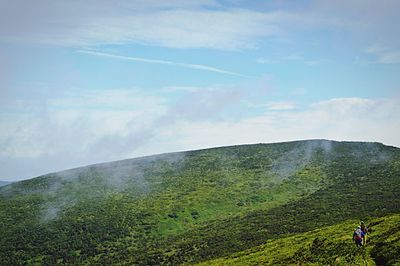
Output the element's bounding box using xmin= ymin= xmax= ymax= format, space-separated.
xmin=291 ymin=87 xmax=308 ymax=96
xmin=0 ymin=2 xmax=284 ymax=50
xmin=304 ymin=59 xmax=329 ymax=66
xmin=376 ymin=51 xmax=400 ymax=64
xmin=49 ymin=89 xmax=168 ymax=112
xmin=256 ymin=57 xmax=279 ymax=64
xmin=1 ymin=1 xmax=398 ymax=51
xmin=249 ymin=101 xmax=297 ymax=111
xmin=310 ymin=98 xmax=374 ymax=114
xmin=282 ymin=54 xmax=303 ymax=61
xmin=266 ymin=102 xmax=297 ymax=111
xmin=0 ymin=89 xmax=168 ymax=159
xmin=1 ymin=93 xmax=399 ymax=181
xmin=256 ymin=54 xmax=328 ymax=66
xmin=161 ymin=86 xmax=201 ymax=93
xmin=256 ymin=57 xmax=270 ymax=64
xmin=165 ymin=97 xmax=400 ymax=151
xmin=0 ymin=85 xmax=246 ymax=180
xmin=365 ymin=45 xmax=400 ymax=64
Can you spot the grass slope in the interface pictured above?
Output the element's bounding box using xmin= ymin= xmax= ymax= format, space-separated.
xmin=197 ymin=213 xmax=400 ymax=265
xmin=0 ymin=140 xmax=399 ymax=265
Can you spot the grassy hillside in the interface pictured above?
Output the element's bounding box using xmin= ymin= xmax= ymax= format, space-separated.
xmin=196 ymin=213 xmax=400 ymax=265
xmin=0 ymin=140 xmax=399 ymax=265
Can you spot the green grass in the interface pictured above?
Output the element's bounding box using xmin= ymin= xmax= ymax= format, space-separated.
xmin=0 ymin=140 xmax=399 ymax=265
xmin=196 ymin=213 xmax=400 ymax=265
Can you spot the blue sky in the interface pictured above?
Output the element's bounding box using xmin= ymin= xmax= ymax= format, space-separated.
xmin=1 ymin=0 xmax=399 ymax=181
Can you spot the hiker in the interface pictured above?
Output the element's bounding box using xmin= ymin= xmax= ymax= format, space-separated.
xmin=360 ymin=221 xmax=368 ymax=245
xmin=353 ymin=226 xmax=365 ymax=246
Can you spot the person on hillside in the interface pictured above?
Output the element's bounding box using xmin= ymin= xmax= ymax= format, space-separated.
xmin=353 ymin=226 xmax=365 ymax=246
xmin=360 ymin=221 xmax=368 ymax=245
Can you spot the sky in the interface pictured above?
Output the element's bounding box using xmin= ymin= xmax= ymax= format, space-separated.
xmin=1 ymin=0 xmax=399 ymax=181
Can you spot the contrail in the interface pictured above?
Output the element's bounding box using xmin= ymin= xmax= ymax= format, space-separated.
xmin=77 ymin=50 xmax=249 ymax=78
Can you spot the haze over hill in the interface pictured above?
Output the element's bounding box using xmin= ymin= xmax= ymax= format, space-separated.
xmin=1 ymin=140 xmax=399 ymax=265
xmin=0 ymin=181 xmax=10 ymax=187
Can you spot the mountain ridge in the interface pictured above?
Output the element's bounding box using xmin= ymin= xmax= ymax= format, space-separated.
xmin=8 ymin=139 xmax=394 ymax=183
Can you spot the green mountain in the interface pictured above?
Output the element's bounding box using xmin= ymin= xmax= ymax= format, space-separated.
xmin=1 ymin=140 xmax=399 ymax=265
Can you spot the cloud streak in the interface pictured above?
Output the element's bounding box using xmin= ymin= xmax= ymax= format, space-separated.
xmin=1 ymin=1 xmax=398 ymax=51
xmin=365 ymin=45 xmax=400 ymax=64
xmin=0 ymin=2 xmax=282 ymax=50
xmin=78 ymin=50 xmax=249 ymax=77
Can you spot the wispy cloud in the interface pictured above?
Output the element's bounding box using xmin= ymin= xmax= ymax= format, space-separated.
xmin=378 ymin=51 xmax=400 ymax=64
xmin=171 ymin=97 xmax=400 ymax=152
xmin=266 ymin=102 xmax=297 ymax=111
xmin=161 ymin=86 xmax=201 ymax=93
xmin=0 ymin=2 xmax=283 ymax=50
xmin=0 ymin=85 xmax=245 ymax=180
xmin=282 ymin=54 xmax=303 ymax=61
xmin=256 ymin=57 xmax=275 ymax=64
xmin=247 ymin=101 xmax=297 ymax=111
xmin=256 ymin=54 xmax=327 ymax=66
xmin=78 ymin=50 xmax=250 ymax=77
xmin=365 ymin=44 xmax=400 ymax=64
xmin=1 ymin=92 xmax=399 ymax=181
xmin=1 ymin=1 xmax=398 ymax=51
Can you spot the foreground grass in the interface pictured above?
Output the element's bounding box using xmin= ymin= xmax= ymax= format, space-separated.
xmin=196 ymin=213 xmax=400 ymax=265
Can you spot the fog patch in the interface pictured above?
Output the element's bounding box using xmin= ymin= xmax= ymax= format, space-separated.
xmin=41 ymin=194 xmax=76 ymax=222
xmin=270 ymin=140 xmax=334 ymax=182
xmin=356 ymin=142 xmax=392 ymax=164
xmin=39 ymin=151 xmax=187 ymax=221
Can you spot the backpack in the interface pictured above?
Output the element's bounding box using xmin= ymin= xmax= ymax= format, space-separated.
xmin=354 ymin=229 xmax=363 ymax=241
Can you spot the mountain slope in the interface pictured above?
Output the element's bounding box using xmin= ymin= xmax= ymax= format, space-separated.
xmin=196 ymin=213 xmax=400 ymax=265
xmin=0 ymin=140 xmax=399 ymax=265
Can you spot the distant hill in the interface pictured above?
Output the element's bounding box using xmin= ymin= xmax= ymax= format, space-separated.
xmin=0 ymin=181 xmax=10 ymax=187
xmin=0 ymin=140 xmax=399 ymax=265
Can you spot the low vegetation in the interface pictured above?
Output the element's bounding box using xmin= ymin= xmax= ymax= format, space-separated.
xmin=197 ymin=213 xmax=400 ymax=265
xmin=0 ymin=140 xmax=399 ymax=265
